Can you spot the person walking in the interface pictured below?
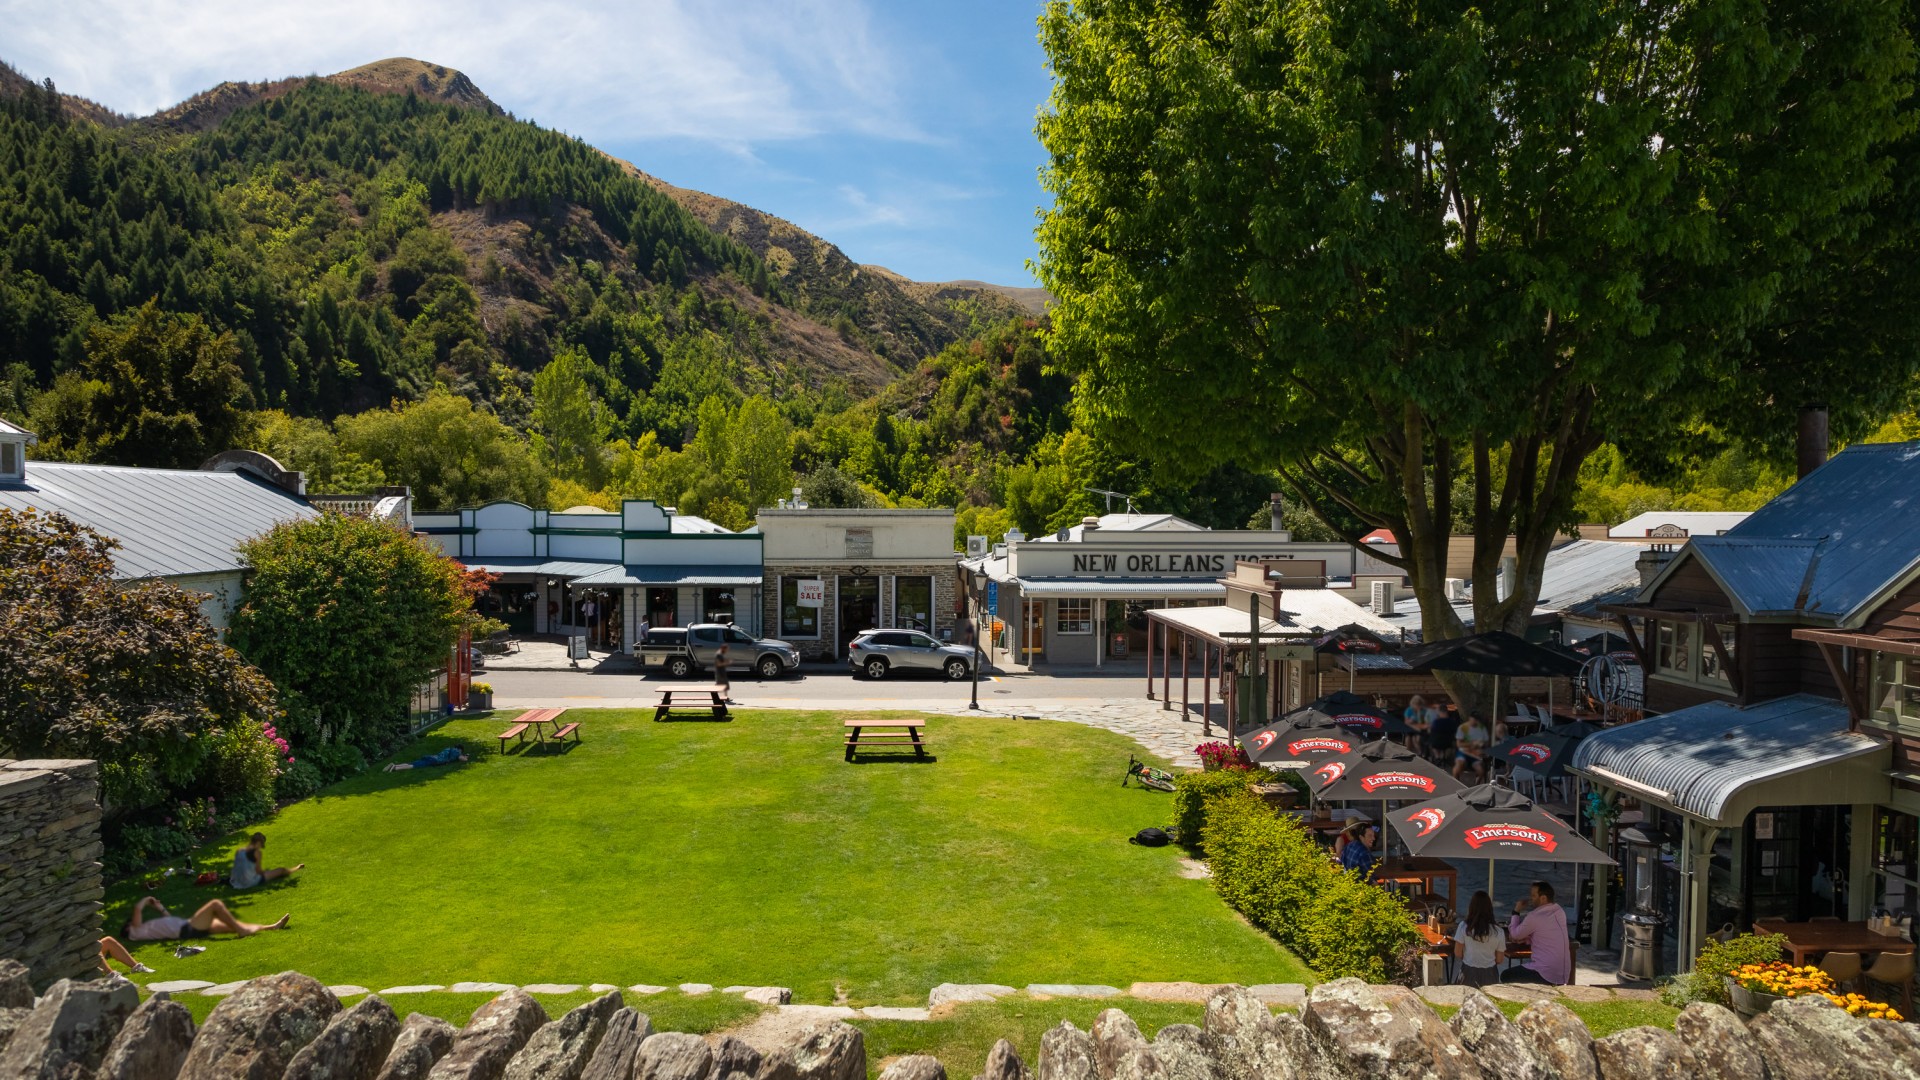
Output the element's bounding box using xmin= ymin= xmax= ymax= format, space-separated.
xmin=714 ymin=641 xmax=733 ymax=703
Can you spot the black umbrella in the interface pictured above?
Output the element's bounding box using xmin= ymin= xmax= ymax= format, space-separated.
xmin=1296 ymin=693 xmax=1413 ymax=737
xmin=1310 ymin=740 xmax=1466 ymax=802
xmin=1488 ymin=730 xmax=1588 ymax=780
xmin=1402 ymin=631 xmax=1584 ymax=678
xmin=1243 ymin=717 xmax=1367 ymax=768
xmin=1388 ymin=783 xmax=1613 ymax=896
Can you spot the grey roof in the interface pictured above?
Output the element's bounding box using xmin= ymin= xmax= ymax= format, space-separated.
xmin=1530 ymin=540 xmax=1644 ymax=617
xmin=571 ymin=564 xmax=762 ymax=586
xmin=1568 ymin=693 xmax=1881 ymax=822
xmin=1661 ymin=441 xmax=1920 ymax=622
xmin=0 ymin=417 xmax=35 ymax=440
xmin=453 ymin=557 xmax=617 ymax=578
xmin=1608 ymin=511 xmax=1748 ymax=538
xmin=0 ymin=460 xmax=316 ymax=580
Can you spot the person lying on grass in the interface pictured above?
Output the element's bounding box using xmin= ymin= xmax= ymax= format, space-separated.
xmin=231 ymin=832 xmax=302 ymax=889
xmin=99 ymin=935 xmax=153 ymax=975
xmin=384 ymin=746 xmax=470 ymax=772
xmin=122 ymin=896 xmax=290 ymax=942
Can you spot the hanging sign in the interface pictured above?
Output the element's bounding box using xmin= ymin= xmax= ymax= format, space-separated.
xmin=796 ymin=579 xmax=825 ymax=608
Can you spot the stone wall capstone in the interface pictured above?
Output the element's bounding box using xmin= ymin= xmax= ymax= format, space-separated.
xmin=0 ymin=760 xmax=104 ymax=989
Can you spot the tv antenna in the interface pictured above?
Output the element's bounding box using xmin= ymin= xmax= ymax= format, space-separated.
xmin=1084 ymin=487 xmax=1137 ymax=515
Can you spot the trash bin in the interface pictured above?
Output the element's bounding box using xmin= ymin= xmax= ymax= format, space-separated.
xmin=1619 ymin=912 xmax=1664 ymax=981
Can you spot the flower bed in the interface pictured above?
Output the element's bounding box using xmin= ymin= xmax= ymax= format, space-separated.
xmin=1725 ymin=962 xmax=1903 ymax=1021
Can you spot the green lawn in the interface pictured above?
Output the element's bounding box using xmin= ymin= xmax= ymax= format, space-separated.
xmin=110 ymin=710 xmax=1307 ymax=1003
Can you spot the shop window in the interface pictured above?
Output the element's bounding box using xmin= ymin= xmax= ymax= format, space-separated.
xmin=703 ymin=587 xmax=735 ymax=624
xmin=1655 ymin=621 xmax=1692 ymax=675
xmin=1652 ymin=619 xmax=1741 ymax=689
xmin=1874 ymin=807 xmax=1919 ymax=915
xmin=894 ymin=576 xmax=934 ymax=632
xmin=1872 ymin=654 xmax=1920 ymax=726
xmin=780 ymin=577 xmax=820 ymax=638
xmin=1058 ymin=598 xmax=1094 ymax=635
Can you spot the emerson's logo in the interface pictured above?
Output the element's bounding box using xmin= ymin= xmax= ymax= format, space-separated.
xmin=1409 ymin=808 xmax=1447 ymax=836
xmin=1251 ymin=731 xmax=1278 ymax=751
xmin=1360 ymin=773 xmax=1436 ymax=794
xmin=1287 ymin=737 xmax=1352 ymax=756
xmin=1463 ymin=824 xmax=1559 ymax=853
xmin=1334 ymin=713 xmax=1383 ymax=731
xmin=1511 ymin=743 xmax=1553 ymax=764
xmin=1315 ymin=761 xmax=1348 ymax=784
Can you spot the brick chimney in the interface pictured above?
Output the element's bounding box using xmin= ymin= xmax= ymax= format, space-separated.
xmin=1798 ymin=405 xmax=1829 ymax=479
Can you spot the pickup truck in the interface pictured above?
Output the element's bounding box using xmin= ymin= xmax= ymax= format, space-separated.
xmin=637 ymin=624 xmax=801 ymax=679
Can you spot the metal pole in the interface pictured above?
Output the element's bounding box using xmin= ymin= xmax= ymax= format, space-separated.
xmin=1145 ymin=613 xmax=1155 ymax=700
xmin=1203 ymin=644 xmax=1213 ymax=737
xmin=970 ymin=581 xmax=982 ymax=711
xmin=1181 ymin=632 xmax=1191 ymax=718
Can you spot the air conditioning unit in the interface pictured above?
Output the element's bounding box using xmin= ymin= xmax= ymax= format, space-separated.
xmin=966 ymin=535 xmax=989 ymax=558
xmin=1444 ymin=577 xmax=1468 ymax=602
xmin=1370 ymin=580 xmax=1396 ymax=615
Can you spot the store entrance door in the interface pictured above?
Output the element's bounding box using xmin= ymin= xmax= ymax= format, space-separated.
xmin=1745 ymin=805 xmax=1850 ymax=923
xmin=838 ymin=575 xmax=880 ymax=657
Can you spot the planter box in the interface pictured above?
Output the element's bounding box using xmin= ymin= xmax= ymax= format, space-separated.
xmin=469 ymin=691 xmax=494 ymax=711
xmin=1726 ymin=977 xmax=1786 ymax=1017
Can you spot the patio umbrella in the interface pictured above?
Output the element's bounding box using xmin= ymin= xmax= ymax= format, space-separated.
xmin=1242 ymin=716 xmax=1366 ymax=769
xmin=1387 ymin=782 xmax=1613 ymax=898
xmin=1296 ymin=692 xmax=1413 ymax=737
xmin=1402 ymin=630 xmax=1583 ymax=718
xmin=1308 ymin=740 xmax=1465 ymax=854
xmin=1489 ymin=727 xmax=1597 ymax=780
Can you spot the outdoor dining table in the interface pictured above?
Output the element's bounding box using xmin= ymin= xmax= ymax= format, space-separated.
xmin=1753 ymin=919 xmax=1915 ymax=966
xmin=1376 ymin=856 xmax=1460 ymax=907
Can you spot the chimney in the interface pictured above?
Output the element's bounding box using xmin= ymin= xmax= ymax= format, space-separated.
xmin=1270 ymin=493 xmax=1286 ymax=532
xmin=1636 ymin=547 xmax=1674 ymax=588
xmin=1797 ymin=405 xmax=1829 ymax=479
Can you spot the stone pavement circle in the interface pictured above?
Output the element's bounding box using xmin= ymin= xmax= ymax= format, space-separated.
xmin=1027 ymin=984 xmax=1123 ymax=998
xmin=629 ymin=985 xmax=669 ymax=995
xmin=328 ymin=985 xmax=370 ymax=997
xmin=448 ymin=982 xmax=516 ymax=994
xmin=1129 ymin=982 xmax=1229 ymax=1003
xmin=146 ymin=980 xmax=214 ymax=994
xmin=522 ymin=983 xmax=583 ymax=994
xmin=678 ymin=983 xmax=714 ymax=995
xmin=378 ymin=985 xmax=445 ymax=994
xmin=1246 ymin=984 xmax=1307 ymax=1007
xmin=861 ymin=1006 xmax=932 ymax=1021
xmin=928 ymin=983 xmax=1018 ymax=1008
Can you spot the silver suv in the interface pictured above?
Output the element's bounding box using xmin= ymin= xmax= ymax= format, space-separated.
xmin=848 ymin=629 xmax=975 ymax=681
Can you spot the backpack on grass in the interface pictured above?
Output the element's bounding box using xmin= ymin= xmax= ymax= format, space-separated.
xmin=1130 ymin=827 xmax=1172 ymax=847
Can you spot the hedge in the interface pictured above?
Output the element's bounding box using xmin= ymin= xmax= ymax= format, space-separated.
xmin=1201 ymin=790 xmax=1421 ymax=981
xmin=1169 ymin=768 xmax=1260 ymax=847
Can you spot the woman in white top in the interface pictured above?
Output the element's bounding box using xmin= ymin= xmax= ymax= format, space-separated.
xmin=1454 ymin=890 xmax=1507 ymax=987
xmin=122 ymin=895 xmax=290 ymax=943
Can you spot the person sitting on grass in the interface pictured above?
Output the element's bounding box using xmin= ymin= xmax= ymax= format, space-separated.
xmin=384 ymin=746 xmax=470 ymax=772
xmin=231 ymin=832 xmax=302 ymax=890
xmin=123 ymin=896 xmax=290 ymax=942
xmin=99 ymin=935 xmax=153 ymax=975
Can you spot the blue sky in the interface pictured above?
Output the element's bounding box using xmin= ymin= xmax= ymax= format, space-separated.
xmin=0 ymin=0 xmax=1056 ymax=285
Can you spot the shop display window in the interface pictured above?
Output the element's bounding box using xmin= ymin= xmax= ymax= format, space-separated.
xmin=1058 ymin=598 xmax=1094 ymax=634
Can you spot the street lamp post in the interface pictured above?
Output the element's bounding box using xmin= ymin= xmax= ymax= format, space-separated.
xmin=970 ymin=570 xmax=989 ymax=710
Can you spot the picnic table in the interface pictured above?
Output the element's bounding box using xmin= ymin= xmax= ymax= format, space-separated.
xmin=844 ymin=718 xmax=928 ymax=761
xmin=655 ymin=689 xmax=730 ymax=722
xmin=1753 ymin=919 xmax=1914 ymax=966
xmin=1376 ymin=857 xmax=1460 ymax=907
xmin=497 ymin=708 xmax=580 ymax=753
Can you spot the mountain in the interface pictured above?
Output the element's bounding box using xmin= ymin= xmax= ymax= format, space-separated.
xmin=149 ymin=57 xmax=501 ymax=133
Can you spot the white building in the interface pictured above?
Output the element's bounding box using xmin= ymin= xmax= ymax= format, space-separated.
xmin=414 ymin=499 xmax=763 ymax=650
xmin=757 ymin=508 xmax=959 ymax=661
xmin=1607 ymin=511 xmax=1750 ymax=540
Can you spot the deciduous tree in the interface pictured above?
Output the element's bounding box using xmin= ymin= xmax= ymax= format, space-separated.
xmin=335 ymin=389 xmax=546 ymax=508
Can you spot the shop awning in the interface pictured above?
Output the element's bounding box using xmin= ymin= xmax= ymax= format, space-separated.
xmin=455 ymin=557 xmax=620 ymax=578
xmin=570 ymin=564 xmax=762 ymax=587
xmin=1151 ymin=604 xmax=1288 ymax=642
xmin=1568 ymin=693 xmax=1887 ymax=824
xmin=1013 ymin=578 xmax=1226 ymax=599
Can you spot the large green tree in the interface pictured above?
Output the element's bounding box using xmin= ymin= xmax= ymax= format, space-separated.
xmin=531 ymin=345 xmax=611 ymax=488
xmin=1038 ymin=0 xmax=1917 ymax=693
xmin=335 ymin=389 xmax=547 ymax=508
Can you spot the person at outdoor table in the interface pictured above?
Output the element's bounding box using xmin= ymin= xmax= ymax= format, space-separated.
xmin=1504 ymin=880 xmax=1572 ymax=984
xmin=1455 ymin=891 xmax=1507 ymax=988
xmin=1340 ymin=822 xmax=1378 ymax=877
xmin=1453 ymin=715 xmax=1490 ymax=780
xmin=1429 ymin=705 xmax=1462 ymax=767
xmin=1403 ymin=695 xmax=1431 ymax=752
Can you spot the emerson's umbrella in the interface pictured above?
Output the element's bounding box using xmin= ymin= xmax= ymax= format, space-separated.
xmin=1388 ymin=783 xmax=1613 ymax=898
xmin=1242 ymin=714 xmax=1365 ymax=769
xmin=1488 ymin=722 xmax=1602 ymax=780
xmin=1403 ymin=630 xmax=1584 ymax=718
xmin=1309 ymin=740 xmax=1465 ymax=852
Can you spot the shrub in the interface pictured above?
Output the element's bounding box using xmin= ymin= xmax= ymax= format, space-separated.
xmin=1169 ymin=768 xmax=1259 ymax=847
xmin=1662 ymin=931 xmax=1788 ymax=1007
xmin=274 ymin=760 xmax=325 ymax=801
xmin=1203 ymin=790 xmax=1420 ymax=981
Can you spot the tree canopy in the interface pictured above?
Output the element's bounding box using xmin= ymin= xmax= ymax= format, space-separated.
xmin=1038 ymin=0 xmax=1919 ymax=659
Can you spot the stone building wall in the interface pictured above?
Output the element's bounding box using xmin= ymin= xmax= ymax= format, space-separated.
xmin=763 ymin=564 xmax=960 ymax=661
xmin=0 ymin=760 xmax=104 ymax=989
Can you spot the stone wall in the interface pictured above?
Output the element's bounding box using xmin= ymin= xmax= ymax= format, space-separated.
xmin=1 ymin=966 xmax=1914 ymax=1080
xmin=762 ymin=564 xmax=960 ymax=661
xmin=0 ymin=760 xmax=103 ymax=989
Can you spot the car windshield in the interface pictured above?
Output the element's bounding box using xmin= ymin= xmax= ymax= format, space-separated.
xmin=726 ymin=629 xmax=755 ymax=644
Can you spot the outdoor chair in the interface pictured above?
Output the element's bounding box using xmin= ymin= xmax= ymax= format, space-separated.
xmin=1821 ymin=950 xmax=1863 ymax=992
xmin=1864 ymin=949 xmax=1916 ymax=1014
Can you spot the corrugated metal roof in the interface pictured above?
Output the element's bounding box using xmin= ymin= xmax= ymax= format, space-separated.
xmin=1685 ymin=538 xmax=1823 ymax=615
xmin=0 ymin=461 xmax=316 ymax=580
xmin=1275 ymin=588 xmax=1402 ymax=636
xmin=454 ymin=558 xmax=616 ymax=578
xmin=1530 ymin=540 xmax=1644 ymax=616
xmin=1702 ymin=441 xmax=1920 ymax=622
xmin=1568 ymin=693 xmax=1881 ymax=823
xmin=571 ymin=564 xmax=762 ymax=586
xmin=1015 ymin=578 xmax=1225 ymax=599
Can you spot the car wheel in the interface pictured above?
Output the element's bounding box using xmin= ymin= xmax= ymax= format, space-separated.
xmin=667 ymin=657 xmax=693 ymax=678
xmin=945 ymin=658 xmax=970 ymax=680
xmin=864 ymin=658 xmax=889 ymax=680
xmin=757 ymin=655 xmax=783 ymax=679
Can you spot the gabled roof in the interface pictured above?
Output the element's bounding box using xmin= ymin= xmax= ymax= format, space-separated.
xmin=1640 ymin=441 xmax=1920 ymax=624
xmin=0 ymin=460 xmax=317 ymax=580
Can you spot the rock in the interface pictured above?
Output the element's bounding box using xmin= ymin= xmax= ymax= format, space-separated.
xmin=1446 ymin=992 xmax=1545 ymax=1080
xmin=97 ymin=992 xmax=195 ymax=1080
xmin=1132 ymin=984 xmax=1229 ymax=1004
xmin=929 ymin=985 xmax=1017 ymax=1009
xmin=1202 ymin=987 xmax=1268 ymax=1041
xmin=976 ymin=1039 xmax=1030 ymax=1080
xmin=1301 ymin=978 xmax=1479 ymax=1079
xmin=1150 ymin=1025 xmax=1217 ymax=1080
xmin=376 ymin=1014 xmax=459 ymax=1080
xmin=744 ymin=988 xmax=792 ymax=1006
xmin=1111 ymin=1048 xmax=1167 ymax=1080
xmin=450 ymin=984 xmax=518 ymax=996
xmin=1590 ymin=1028 xmax=1697 ymax=1080
xmin=1245 ymin=985 xmax=1307 ymax=1009
xmin=1257 ymin=1013 xmax=1348 ymax=1080
xmin=1038 ymin=1021 xmax=1097 ymax=1080
xmin=1512 ymin=1002 xmax=1595 ymax=1080
xmin=1671 ymin=1004 xmax=1765 ymax=1080
xmin=878 ymin=1056 xmax=947 ymax=1080
xmin=1749 ymin=994 xmax=1920 ymax=1079
xmin=200 ymin=982 xmax=251 ymax=997
xmin=504 ymin=991 xmax=622 ymax=1080
xmin=578 ymin=1009 xmax=652 ymax=1080
xmin=0 ymin=1007 xmax=31 ymax=1057
xmin=1482 ymin=986 xmax=1554 ymax=1006
xmin=757 ymin=1022 xmax=865 ymax=1080
xmin=146 ymin=981 xmax=216 ymax=995
xmin=428 ymin=989 xmax=548 ymax=1080
xmin=712 ymin=1036 xmax=763 ymax=1080
xmin=637 ymin=1031 xmax=712 ymax=1080
xmin=0 ymin=975 xmax=143 ymax=1079
xmin=1031 ymin=985 xmax=1124 ymax=999
xmin=522 ymin=986 xmax=584 ymax=997
xmin=178 ymin=971 xmax=339 ymax=1080
xmin=0 ymin=962 xmax=31 ymax=1010
xmin=1414 ymin=987 xmax=1468 ymax=1008
xmin=1093 ymin=1009 xmax=1148 ymax=1080
xmin=676 ymin=984 xmax=713 ymax=996
xmin=285 ymin=995 xmax=404 ymax=1080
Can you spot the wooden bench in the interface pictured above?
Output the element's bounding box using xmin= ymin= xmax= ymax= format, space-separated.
xmin=549 ymin=721 xmax=582 ymax=746
xmin=844 ymin=718 xmax=928 ymax=761
xmin=655 ymin=689 xmax=730 ymax=723
xmin=500 ymin=708 xmax=566 ymax=752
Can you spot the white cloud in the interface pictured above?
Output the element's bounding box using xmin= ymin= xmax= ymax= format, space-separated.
xmin=0 ymin=0 xmax=918 ymax=145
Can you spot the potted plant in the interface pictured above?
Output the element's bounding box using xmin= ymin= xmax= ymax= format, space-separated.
xmin=1724 ymin=962 xmax=1832 ymax=1016
xmin=468 ymin=681 xmax=494 ymax=711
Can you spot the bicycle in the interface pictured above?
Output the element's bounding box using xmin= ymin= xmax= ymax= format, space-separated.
xmin=1124 ymin=755 xmax=1176 ymax=791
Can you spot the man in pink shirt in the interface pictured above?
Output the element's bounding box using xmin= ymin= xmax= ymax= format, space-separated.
xmin=1504 ymin=880 xmax=1572 ymax=984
